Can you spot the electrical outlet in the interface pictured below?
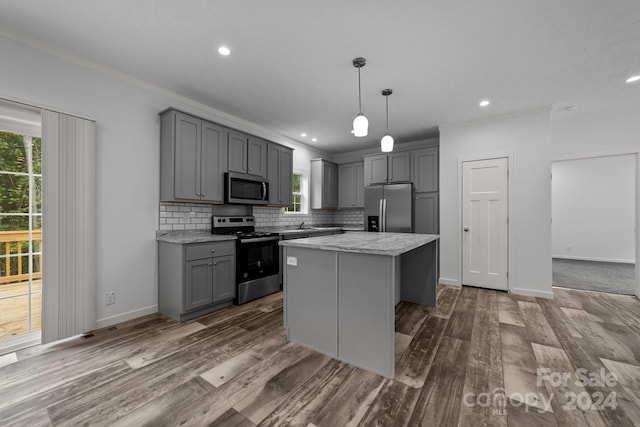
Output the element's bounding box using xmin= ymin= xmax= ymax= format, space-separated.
xmin=286 ymin=256 xmax=298 ymax=266
xmin=105 ymin=292 xmax=115 ymax=305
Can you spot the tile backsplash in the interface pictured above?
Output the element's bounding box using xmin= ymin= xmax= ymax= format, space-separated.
xmin=159 ymin=203 xmax=213 ymax=231
xmin=253 ymin=207 xmax=334 ymax=228
xmin=159 ymin=202 xmax=364 ymax=231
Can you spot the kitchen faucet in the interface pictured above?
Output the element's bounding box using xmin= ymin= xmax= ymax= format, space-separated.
xmin=298 ymin=221 xmax=305 ymax=229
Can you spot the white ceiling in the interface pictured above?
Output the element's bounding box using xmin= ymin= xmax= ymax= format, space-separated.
xmin=1 ymin=0 xmax=639 ymax=153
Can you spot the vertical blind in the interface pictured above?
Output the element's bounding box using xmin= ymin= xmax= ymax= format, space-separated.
xmin=42 ymin=110 xmax=96 ymax=344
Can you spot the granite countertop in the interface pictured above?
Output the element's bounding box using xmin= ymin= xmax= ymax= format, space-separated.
xmin=156 ymin=231 xmax=237 ymax=244
xmin=279 ymin=232 xmax=439 ymax=256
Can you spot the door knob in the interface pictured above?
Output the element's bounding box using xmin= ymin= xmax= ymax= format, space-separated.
xmin=464 ymin=228 xmax=469 ymax=232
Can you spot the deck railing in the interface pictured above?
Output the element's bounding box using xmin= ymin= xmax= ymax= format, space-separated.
xmin=0 ymin=230 xmax=42 ymax=285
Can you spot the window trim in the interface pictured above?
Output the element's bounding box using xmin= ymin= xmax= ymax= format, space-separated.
xmin=285 ymin=171 xmax=308 ymax=215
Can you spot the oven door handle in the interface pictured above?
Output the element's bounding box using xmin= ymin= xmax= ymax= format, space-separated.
xmin=240 ymin=236 xmax=281 ymax=244
xmin=262 ymin=182 xmax=267 ymax=200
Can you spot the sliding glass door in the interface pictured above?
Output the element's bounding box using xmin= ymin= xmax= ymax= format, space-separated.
xmin=0 ymin=130 xmax=42 ymax=342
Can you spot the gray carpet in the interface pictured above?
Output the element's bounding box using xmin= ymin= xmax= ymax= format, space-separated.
xmin=553 ymin=258 xmax=636 ymax=295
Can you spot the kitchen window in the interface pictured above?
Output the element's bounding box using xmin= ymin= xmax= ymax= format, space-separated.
xmin=285 ymin=172 xmax=307 ymax=214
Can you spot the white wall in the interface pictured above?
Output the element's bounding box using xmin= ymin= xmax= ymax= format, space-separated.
xmin=0 ymin=34 xmax=331 ymax=327
xmin=440 ymin=109 xmax=553 ymax=298
xmin=551 ymin=103 xmax=640 ymax=157
xmin=552 ymin=155 xmax=635 ymax=263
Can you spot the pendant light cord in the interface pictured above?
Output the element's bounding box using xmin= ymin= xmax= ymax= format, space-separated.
xmin=358 ymin=68 xmax=362 ymax=113
xmin=385 ymin=95 xmax=389 ymax=132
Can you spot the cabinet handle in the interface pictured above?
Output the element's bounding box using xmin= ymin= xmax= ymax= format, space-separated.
xmin=196 ymin=192 xmax=201 ymax=196
xmin=208 ymin=262 xmax=213 ymax=267
xmin=214 ymin=261 xmax=218 ymax=266
xmin=210 ymin=249 xmax=216 ymax=253
xmin=202 ymin=192 xmax=206 ymax=197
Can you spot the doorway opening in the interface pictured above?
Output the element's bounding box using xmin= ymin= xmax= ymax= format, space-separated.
xmin=0 ymin=103 xmax=43 ymax=352
xmin=551 ymin=154 xmax=636 ymax=295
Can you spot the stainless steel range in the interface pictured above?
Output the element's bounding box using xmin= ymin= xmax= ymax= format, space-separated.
xmin=211 ymin=215 xmax=280 ymax=304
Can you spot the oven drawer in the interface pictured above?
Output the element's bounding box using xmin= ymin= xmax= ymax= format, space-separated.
xmin=185 ymin=241 xmax=235 ymax=261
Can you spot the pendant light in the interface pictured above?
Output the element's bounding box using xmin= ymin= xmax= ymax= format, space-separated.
xmin=352 ymin=57 xmax=368 ymax=137
xmin=381 ymin=89 xmax=394 ymax=152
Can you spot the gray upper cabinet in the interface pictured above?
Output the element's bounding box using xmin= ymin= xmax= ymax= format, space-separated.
xmin=228 ymin=131 xmax=267 ymax=178
xmin=267 ymin=143 xmax=293 ymax=207
xmin=248 ymin=137 xmax=268 ymax=177
xmin=338 ymin=161 xmax=364 ymax=208
xmin=412 ymin=147 xmax=439 ymax=192
xmin=160 ymin=110 xmax=224 ymax=203
xmin=310 ymin=159 xmax=338 ymax=209
xmin=364 ymin=154 xmax=387 ymax=185
xmin=364 ymin=152 xmax=411 ymax=186
xmin=227 ymin=130 xmax=247 ymax=174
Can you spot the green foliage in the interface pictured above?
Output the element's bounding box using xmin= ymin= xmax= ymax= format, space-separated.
xmin=0 ymin=131 xmax=42 ymax=231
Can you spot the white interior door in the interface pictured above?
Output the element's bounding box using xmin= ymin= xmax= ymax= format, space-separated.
xmin=462 ymin=158 xmax=509 ymax=290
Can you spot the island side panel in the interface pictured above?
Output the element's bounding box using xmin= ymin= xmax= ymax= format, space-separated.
xmin=284 ymin=246 xmax=338 ymax=356
xmin=338 ymin=252 xmax=395 ymax=378
xmin=400 ymin=240 xmax=438 ymax=306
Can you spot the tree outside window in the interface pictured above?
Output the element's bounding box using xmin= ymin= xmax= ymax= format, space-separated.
xmin=286 ymin=173 xmax=302 ymax=213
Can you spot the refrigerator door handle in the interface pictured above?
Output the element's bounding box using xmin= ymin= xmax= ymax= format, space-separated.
xmin=382 ymin=198 xmax=387 ymax=232
xmin=378 ymin=199 xmax=383 ymax=232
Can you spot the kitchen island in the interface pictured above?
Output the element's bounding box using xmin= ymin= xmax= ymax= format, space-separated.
xmin=279 ymin=232 xmax=439 ymax=378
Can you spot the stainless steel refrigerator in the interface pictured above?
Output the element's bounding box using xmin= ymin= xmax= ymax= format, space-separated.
xmin=364 ymin=183 xmax=414 ymax=232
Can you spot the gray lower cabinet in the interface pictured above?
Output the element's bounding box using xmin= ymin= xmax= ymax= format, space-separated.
xmin=159 ymin=240 xmax=236 ymax=322
xmin=160 ymin=110 xmax=225 ymax=203
xmin=267 ymin=143 xmax=293 ymax=207
xmin=338 ymin=161 xmax=364 ymax=208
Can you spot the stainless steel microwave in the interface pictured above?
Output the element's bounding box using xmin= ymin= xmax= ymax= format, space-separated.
xmin=225 ymin=172 xmax=269 ymax=205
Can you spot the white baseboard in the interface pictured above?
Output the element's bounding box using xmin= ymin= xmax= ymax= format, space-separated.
xmin=96 ymin=305 xmax=158 ymax=329
xmin=511 ymin=287 xmax=554 ymax=300
xmin=553 ymin=255 xmax=635 ymax=264
xmin=439 ymin=278 xmax=461 ymax=286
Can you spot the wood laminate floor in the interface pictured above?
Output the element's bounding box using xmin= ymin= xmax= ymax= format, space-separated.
xmin=1 ymin=285 xmax=640 ymax=426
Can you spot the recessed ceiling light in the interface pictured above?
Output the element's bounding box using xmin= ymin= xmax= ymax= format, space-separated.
xmin=218 ymin=46 xmax=231 ymax=56
xmin=312 ymin=138 xmax=317 ymax=142
xmin=479 ymin=100 xmax=490 ymax=107
xmin=300 ymin=133 xmax=307 ymax=137
xmin=626 ymin=75 xmax=640 ymax=83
